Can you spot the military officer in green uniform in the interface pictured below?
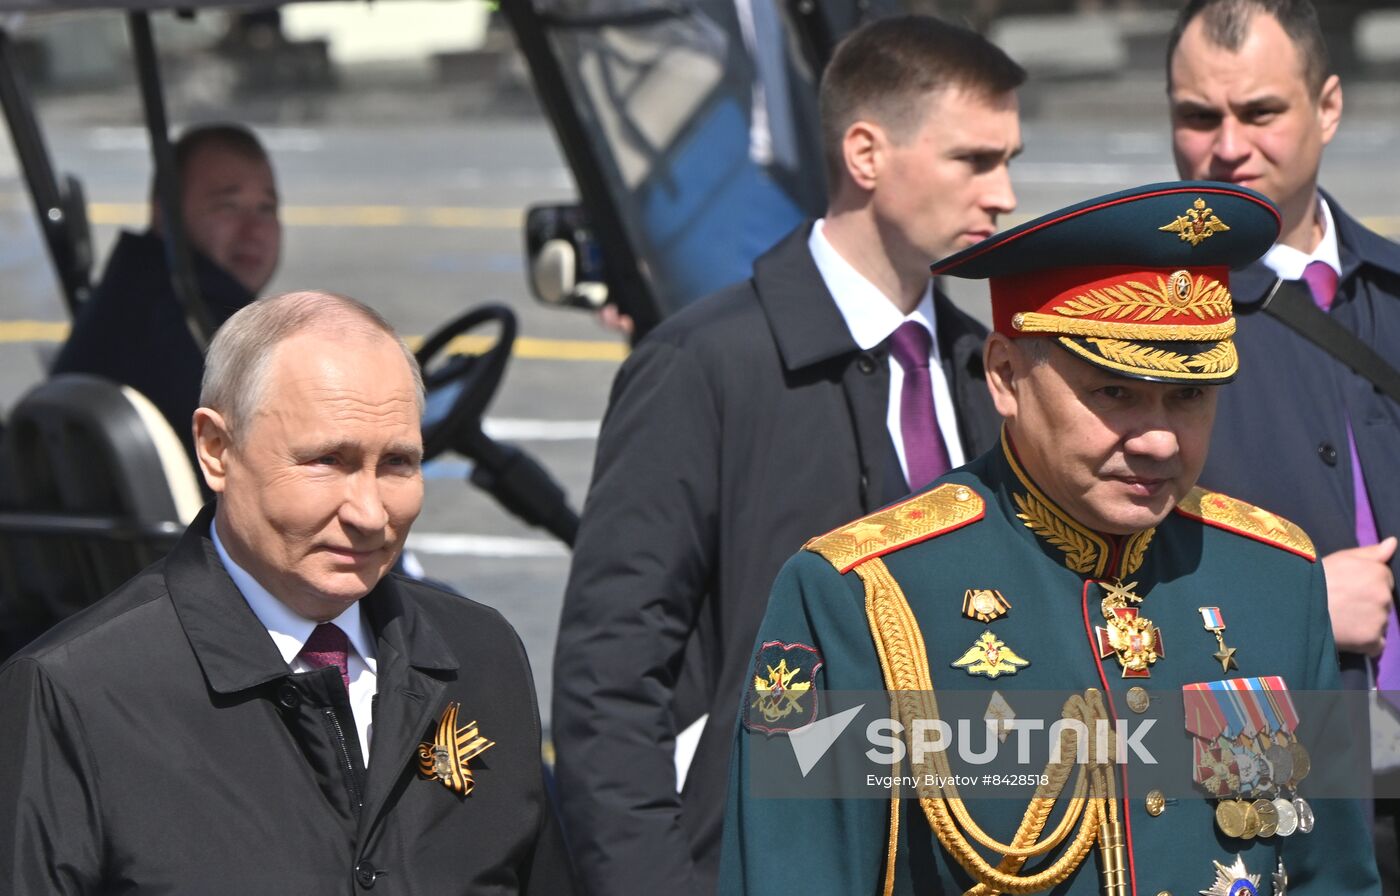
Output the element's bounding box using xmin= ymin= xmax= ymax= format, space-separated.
xmin=719 ymin=182 xmax=1380 ymax=895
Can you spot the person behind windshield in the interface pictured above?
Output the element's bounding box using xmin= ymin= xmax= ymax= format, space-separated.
xmin=50 ymin=122 xmax=281 ymax=463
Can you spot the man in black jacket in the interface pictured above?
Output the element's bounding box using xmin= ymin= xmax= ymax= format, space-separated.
xmin=1169 ymin=0 xmax=1400 ymax=887
xmin=552 ymin=16 xmax=1023 ymax=895
xmin=0 ymin=291 xmax=572 ymax=894
xmin=51 ymin=123 xmax=280 ymax=461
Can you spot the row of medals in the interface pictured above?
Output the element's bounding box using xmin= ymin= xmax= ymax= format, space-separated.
xmin=1096 ymin=583 xmax=1317 ymax=841
xmin=1202 ymin=731 xmax=1314 ymax=840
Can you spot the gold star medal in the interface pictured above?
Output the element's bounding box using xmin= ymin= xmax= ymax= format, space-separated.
xmin=951 ymin=631 xmax=1029 ymax=679
xmin=1199 ymin=606 xmax=1239 ymax=672
xmin=417 ymin=702 xmax=495 ymax=796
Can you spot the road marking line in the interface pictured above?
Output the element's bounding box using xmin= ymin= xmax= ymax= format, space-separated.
xmin=7 ymin=196 xmax=1400 ymax=239
xmin=85 ymin=202 xmax=523 ymax=230
xmin=0 ymin=319 xmax=628 ymax=362
xmin=483 ymin=418 xmax=600 ymax=440
xmin=407 ymin=532 xmax=569 ymax=558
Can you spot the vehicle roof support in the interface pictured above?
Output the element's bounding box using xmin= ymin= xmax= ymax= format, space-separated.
xmin=498 ymin=2 xmax=661 ymax=337
xmin=0 ymin=27 xmax=90 ymax=316
xmin=128 ymin=10 xmax=215 ymax=350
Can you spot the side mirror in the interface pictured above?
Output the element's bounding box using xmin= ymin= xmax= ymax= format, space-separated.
xmin=524 ymin=203 xmax=609 ymax=310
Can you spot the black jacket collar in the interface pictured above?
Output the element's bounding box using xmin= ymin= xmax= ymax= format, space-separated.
xmin=753 ymin=221 xmax=984 ymax=375
xmin=753 ymin=223 xmax=863 ymax=370
xmin=164 ymin=504 xmax=457 ymax=695
xmin=1232 ymin=189 xmax=1400 ymax=305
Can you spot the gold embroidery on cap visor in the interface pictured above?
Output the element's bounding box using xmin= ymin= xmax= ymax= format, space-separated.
xmin=1056 ymin=336 xmax=1239 ymax=383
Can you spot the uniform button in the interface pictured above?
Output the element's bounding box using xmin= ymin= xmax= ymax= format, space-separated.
xmin=354 ymin=861 xmax=378 ymax=888
xmin=1126 ymin=686 xmax=1150 ymax=714
xmin=1145 ymin=789 xmax=1166 ymax=816
xmin=1318 ymin=442 xmax=1338 ymax=465
xmin=277 ymin=683 xmax=300 ymax=709
xmin=856 ymin=354 xmax=877 ymax=375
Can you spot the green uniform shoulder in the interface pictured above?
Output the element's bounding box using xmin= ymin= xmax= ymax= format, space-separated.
xmin=803 ymin=482 xmax=986 ymax=574
xmin=1175 ymin=486 xmax=1317 ymax=561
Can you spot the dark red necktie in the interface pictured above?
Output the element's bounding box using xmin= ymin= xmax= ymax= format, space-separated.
xmin=889 ymin=321 xmax=951 ymax=490
xmin=299 ymin=623 xmax=351 ymax=692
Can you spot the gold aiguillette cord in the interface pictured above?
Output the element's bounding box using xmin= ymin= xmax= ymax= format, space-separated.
xmin=856 ymin=558 xmax=1123 ymax=896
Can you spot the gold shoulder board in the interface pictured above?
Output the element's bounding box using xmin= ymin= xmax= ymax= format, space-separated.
xmin=1176 ymin=487 xmax=1317 ymax=561
xmin=804 ymin=483 xmax=985 ymax=574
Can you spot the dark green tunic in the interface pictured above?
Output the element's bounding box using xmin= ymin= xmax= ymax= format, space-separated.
xmin=720 ymin=439 xmax=1379 ymax=895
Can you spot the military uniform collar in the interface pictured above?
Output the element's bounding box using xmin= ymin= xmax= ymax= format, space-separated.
xmin=166 ymin=504 xmax=457 ymax=695
xmin=996 ymin=430 xmax=1156 ymax=581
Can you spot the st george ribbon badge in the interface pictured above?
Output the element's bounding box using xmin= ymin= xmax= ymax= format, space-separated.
xmin=418 ymin=702 xmax=495 ymax=796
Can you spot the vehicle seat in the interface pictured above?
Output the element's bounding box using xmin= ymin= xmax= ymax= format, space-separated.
xmin=0 ymin=374 xmax=202 ymax=655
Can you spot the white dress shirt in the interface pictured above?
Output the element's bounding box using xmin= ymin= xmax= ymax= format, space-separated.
xmin=211 ymin=520 xmax=378 ymax=762
xmin=1260 ymin=196 xmax=1341 ymax=281
xmin=808 ymin=219 xmax=966 ymax=485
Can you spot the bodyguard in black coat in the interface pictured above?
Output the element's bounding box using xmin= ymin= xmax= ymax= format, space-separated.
xmin=0 ymin=292 xmax=573 ymax=894
xmin=1202 ymin=196 xmax=1400 ymax=620
xmin=552 ymin=16 xmax=1023 ymax=895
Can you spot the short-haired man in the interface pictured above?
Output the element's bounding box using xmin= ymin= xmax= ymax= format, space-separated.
xmin=1168 ymin=1 xmax=1400 ymax=882
xmin=551 ymin=15 xmax=1022 ymax=894
xmin=721 ymin=182 xmax=1380 ymax=893
xmin=52 ymin=123 xmax=281 ymax=458
xmin=0 ymin=291 xmax=572 ymax=893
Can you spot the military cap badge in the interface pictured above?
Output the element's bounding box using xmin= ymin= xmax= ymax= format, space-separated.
xmin=931 ymin=181 xmax=1280 ymax=384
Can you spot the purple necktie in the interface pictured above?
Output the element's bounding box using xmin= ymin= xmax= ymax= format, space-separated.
xmin=889 ymin=321 xmax=951 ymax=490
xmin=299 ymin=623 xmax=351 ymax=692
xmin=1306 ymin=262 xmax=1398 ymax=693
xmin=1302 ymin=259 xmax=1338 ymax=311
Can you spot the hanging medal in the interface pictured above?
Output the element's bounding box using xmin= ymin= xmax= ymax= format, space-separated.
xmin=1095 ymin=580 xmax=1164 ymax=678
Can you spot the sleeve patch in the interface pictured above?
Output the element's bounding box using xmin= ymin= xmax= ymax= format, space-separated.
xmin=744 ymin=641 xmax=823 ymax=735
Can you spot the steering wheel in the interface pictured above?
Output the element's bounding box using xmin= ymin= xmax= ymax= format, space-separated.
xmin=414 ymin=303 xmax=517 ymax=462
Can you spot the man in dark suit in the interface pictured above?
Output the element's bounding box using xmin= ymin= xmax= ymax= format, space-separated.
xmin=552 ymin=16 xmax=1022 ymax=895
xmin=52 ymin=123 xmax=280 ymax=463
xmin=1168 ymin=0 xmax=1400 ymax=886
xmin=0 ymin=291 xmax=572 ymax=893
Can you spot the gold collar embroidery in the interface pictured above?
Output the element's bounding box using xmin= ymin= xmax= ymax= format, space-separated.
xmin=1003 ymin=431 xmax=1155 ymax=580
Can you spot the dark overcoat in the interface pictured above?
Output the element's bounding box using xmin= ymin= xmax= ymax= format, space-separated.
xmin=1202 ymin=194 xmax=1400 ymax=683
xmin=0 ymin=506 xmax=574 ymax=895
xmin=552 ymin=223 xmax=1001 ymax=895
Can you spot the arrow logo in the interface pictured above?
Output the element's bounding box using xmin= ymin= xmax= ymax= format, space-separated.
xmin=787 ymin=704 xmax=865 ymax=776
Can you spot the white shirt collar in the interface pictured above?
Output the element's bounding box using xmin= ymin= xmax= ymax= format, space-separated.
xmin=808 ymin=218 xmax=940 ymax=353
xmin=1261 ymin=196 xmax=1342 ymax=281
xmin=211 ymin=517 xmax=375 ymax=666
